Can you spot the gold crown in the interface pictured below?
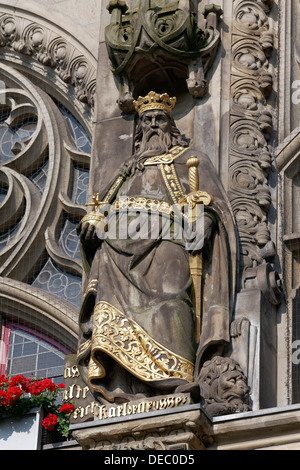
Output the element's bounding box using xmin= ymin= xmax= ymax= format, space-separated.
xmin=133 ymin=91 xmax=176 ymax=116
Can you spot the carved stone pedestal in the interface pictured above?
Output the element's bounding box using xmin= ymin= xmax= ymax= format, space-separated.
xmin=70 ymin=405 xmax=213 ymax=451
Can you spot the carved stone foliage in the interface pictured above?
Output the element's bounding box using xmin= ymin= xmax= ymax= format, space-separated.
xmin=0 ymin=11 xmax=96 ymax=109
xmin=228 ymin=0 xmax=281 ymax=301
xmin=0 ymin=62 xmax=90 ymax=314
xmin=105 ymin=0 xmax=223 ymax=113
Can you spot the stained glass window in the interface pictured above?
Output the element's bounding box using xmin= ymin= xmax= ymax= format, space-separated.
xmin=6 ymin=325 xmax=68 ymax=384
xmin=72 ymin=165 xmax=90 ymax=206
xmin=59 ymin=216 xmax=81 ymax=260
xmin=31 ymin=257 xmax=82 ymax=308
xmin=0 ymin=116 xmax=37 ymax=164
xmin=55 ymin=101 xmax=92 ymax=154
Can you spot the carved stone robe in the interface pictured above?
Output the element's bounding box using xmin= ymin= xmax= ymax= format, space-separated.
xmin=77 ymin=146 xmax=237 ymax=403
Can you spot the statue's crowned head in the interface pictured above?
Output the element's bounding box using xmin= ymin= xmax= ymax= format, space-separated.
xmin=133 ymin=90 xmax=188 ymax=158
xmin=133 ymin=91 xmax=176 ymax=116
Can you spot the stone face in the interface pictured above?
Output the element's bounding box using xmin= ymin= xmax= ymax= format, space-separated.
xmin=198 ymin=356 xmax=251 ymax=417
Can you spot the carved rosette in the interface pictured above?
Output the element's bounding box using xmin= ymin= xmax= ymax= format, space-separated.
xmin=0 ymin=12 xmax=96 ymax=109
xmin=228 ymin=0 xmax=281 ymax=301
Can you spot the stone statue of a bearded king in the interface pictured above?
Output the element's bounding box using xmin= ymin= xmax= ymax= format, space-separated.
xmin=77 ymin=92 xmax=237 ymax=404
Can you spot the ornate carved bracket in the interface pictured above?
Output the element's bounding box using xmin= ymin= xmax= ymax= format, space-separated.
xmin=105 ymin=0 xmax=223 ymax=113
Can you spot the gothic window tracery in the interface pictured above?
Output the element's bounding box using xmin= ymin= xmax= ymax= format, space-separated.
xmin=0 ymin=59 xmax=91 ymax=374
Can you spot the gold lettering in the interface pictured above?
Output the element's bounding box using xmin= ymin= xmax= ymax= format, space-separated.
xmin=68 ymin=384 xmax=75 ymax=400
xmin=175 ymin=396 xmax=182 ymax=407
xmin=73 ymin=395 xmax=188 ymax=422
xmin=137 ymin=401 xmax=145 ymax=414
xmin=73 ymin=406 xmax=84 ymax=420
xmin=132 ymin=404 xmax=137 ymax=414
xmin=159 ymin=398 xmax=167 ymax=409
xmin=64 ymin=365 xmax=80 ymax=379
xmin=72 ymin=407 xmax=79 ymax=419
xmin=99 ymin=405 xmax=107 ymax=420
xmin=146 ymin=401 xmax=152 ymax=412
xmin=108 ymin=406 xmax=116 ymax=418
xmin=167 ymin=397 xmax=175 ymax=408
xmin=72 ymin=365 xmax=80 ymax=377
xmin=90 ymin=401 xmax=100 ymax=417
xmin=75 ymin=385 xmax=83 ymax=399
xmin=116 ymin=405 xmax=124 ymax=417
xmin=64 ymin=367 xmax=72 ymax=379
xmin=152 ymin=401 xmax=159 ymax=411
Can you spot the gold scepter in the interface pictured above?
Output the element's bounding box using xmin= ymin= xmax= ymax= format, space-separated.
xmin=183 ymin=157 xmax=213 ymax=343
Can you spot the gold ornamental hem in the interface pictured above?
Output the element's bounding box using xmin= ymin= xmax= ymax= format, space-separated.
xmin=87 ymin=301 xmax=194 ymax=389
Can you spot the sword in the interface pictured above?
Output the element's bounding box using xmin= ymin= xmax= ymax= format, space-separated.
xmin=185 ymin=157 xmax=213 ymax=343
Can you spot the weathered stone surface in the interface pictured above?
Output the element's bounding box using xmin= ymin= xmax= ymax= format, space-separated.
xmin=71 ymin=406 xmax=212 ymax=450
xmin=70 ymin=403 xmax=300 ymax=451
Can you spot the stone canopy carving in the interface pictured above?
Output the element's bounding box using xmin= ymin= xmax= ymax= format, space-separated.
xmin=105 ymin=0 xmax=223 ymax=113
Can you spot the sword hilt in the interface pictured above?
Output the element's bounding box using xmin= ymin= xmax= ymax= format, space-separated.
xmin=186 ymin=156 xmax=200 ymax=192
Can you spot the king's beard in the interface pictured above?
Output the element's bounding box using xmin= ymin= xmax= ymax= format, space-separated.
xmin=136 ymin=129 xmax=173 ymax=159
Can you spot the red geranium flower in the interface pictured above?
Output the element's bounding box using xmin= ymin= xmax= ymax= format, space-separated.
xmin=42 ymin=413 xmax=58 ymax=431
xmin=28 ymin=381 xmax=43 ymax=396
xmin=3 ymin=386 xmax=23 ymax=406
xmin=59 ymin=403 xmax=75 ymax=414
xmin=9 ymin=375 xmax=31 ymax=392
xmin=40 ymin=378 xmax=57 ymax=392
xmin=0 ymin=375 xmax=8 ymax=386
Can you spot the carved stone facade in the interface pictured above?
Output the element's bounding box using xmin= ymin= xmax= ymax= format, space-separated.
xmin=1 ymin=0 xmax=300 ymax=452
xmin=0 ymin=11 xmax=96 ymax=109
xmin=228 ymin=0 xmax=278 ymax=284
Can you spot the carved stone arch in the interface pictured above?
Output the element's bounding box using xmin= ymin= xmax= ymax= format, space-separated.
xmin=0 ymin=2 xmax=97 ymax=134
xmin=0 ymin=277 xmax=78 ymax=352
